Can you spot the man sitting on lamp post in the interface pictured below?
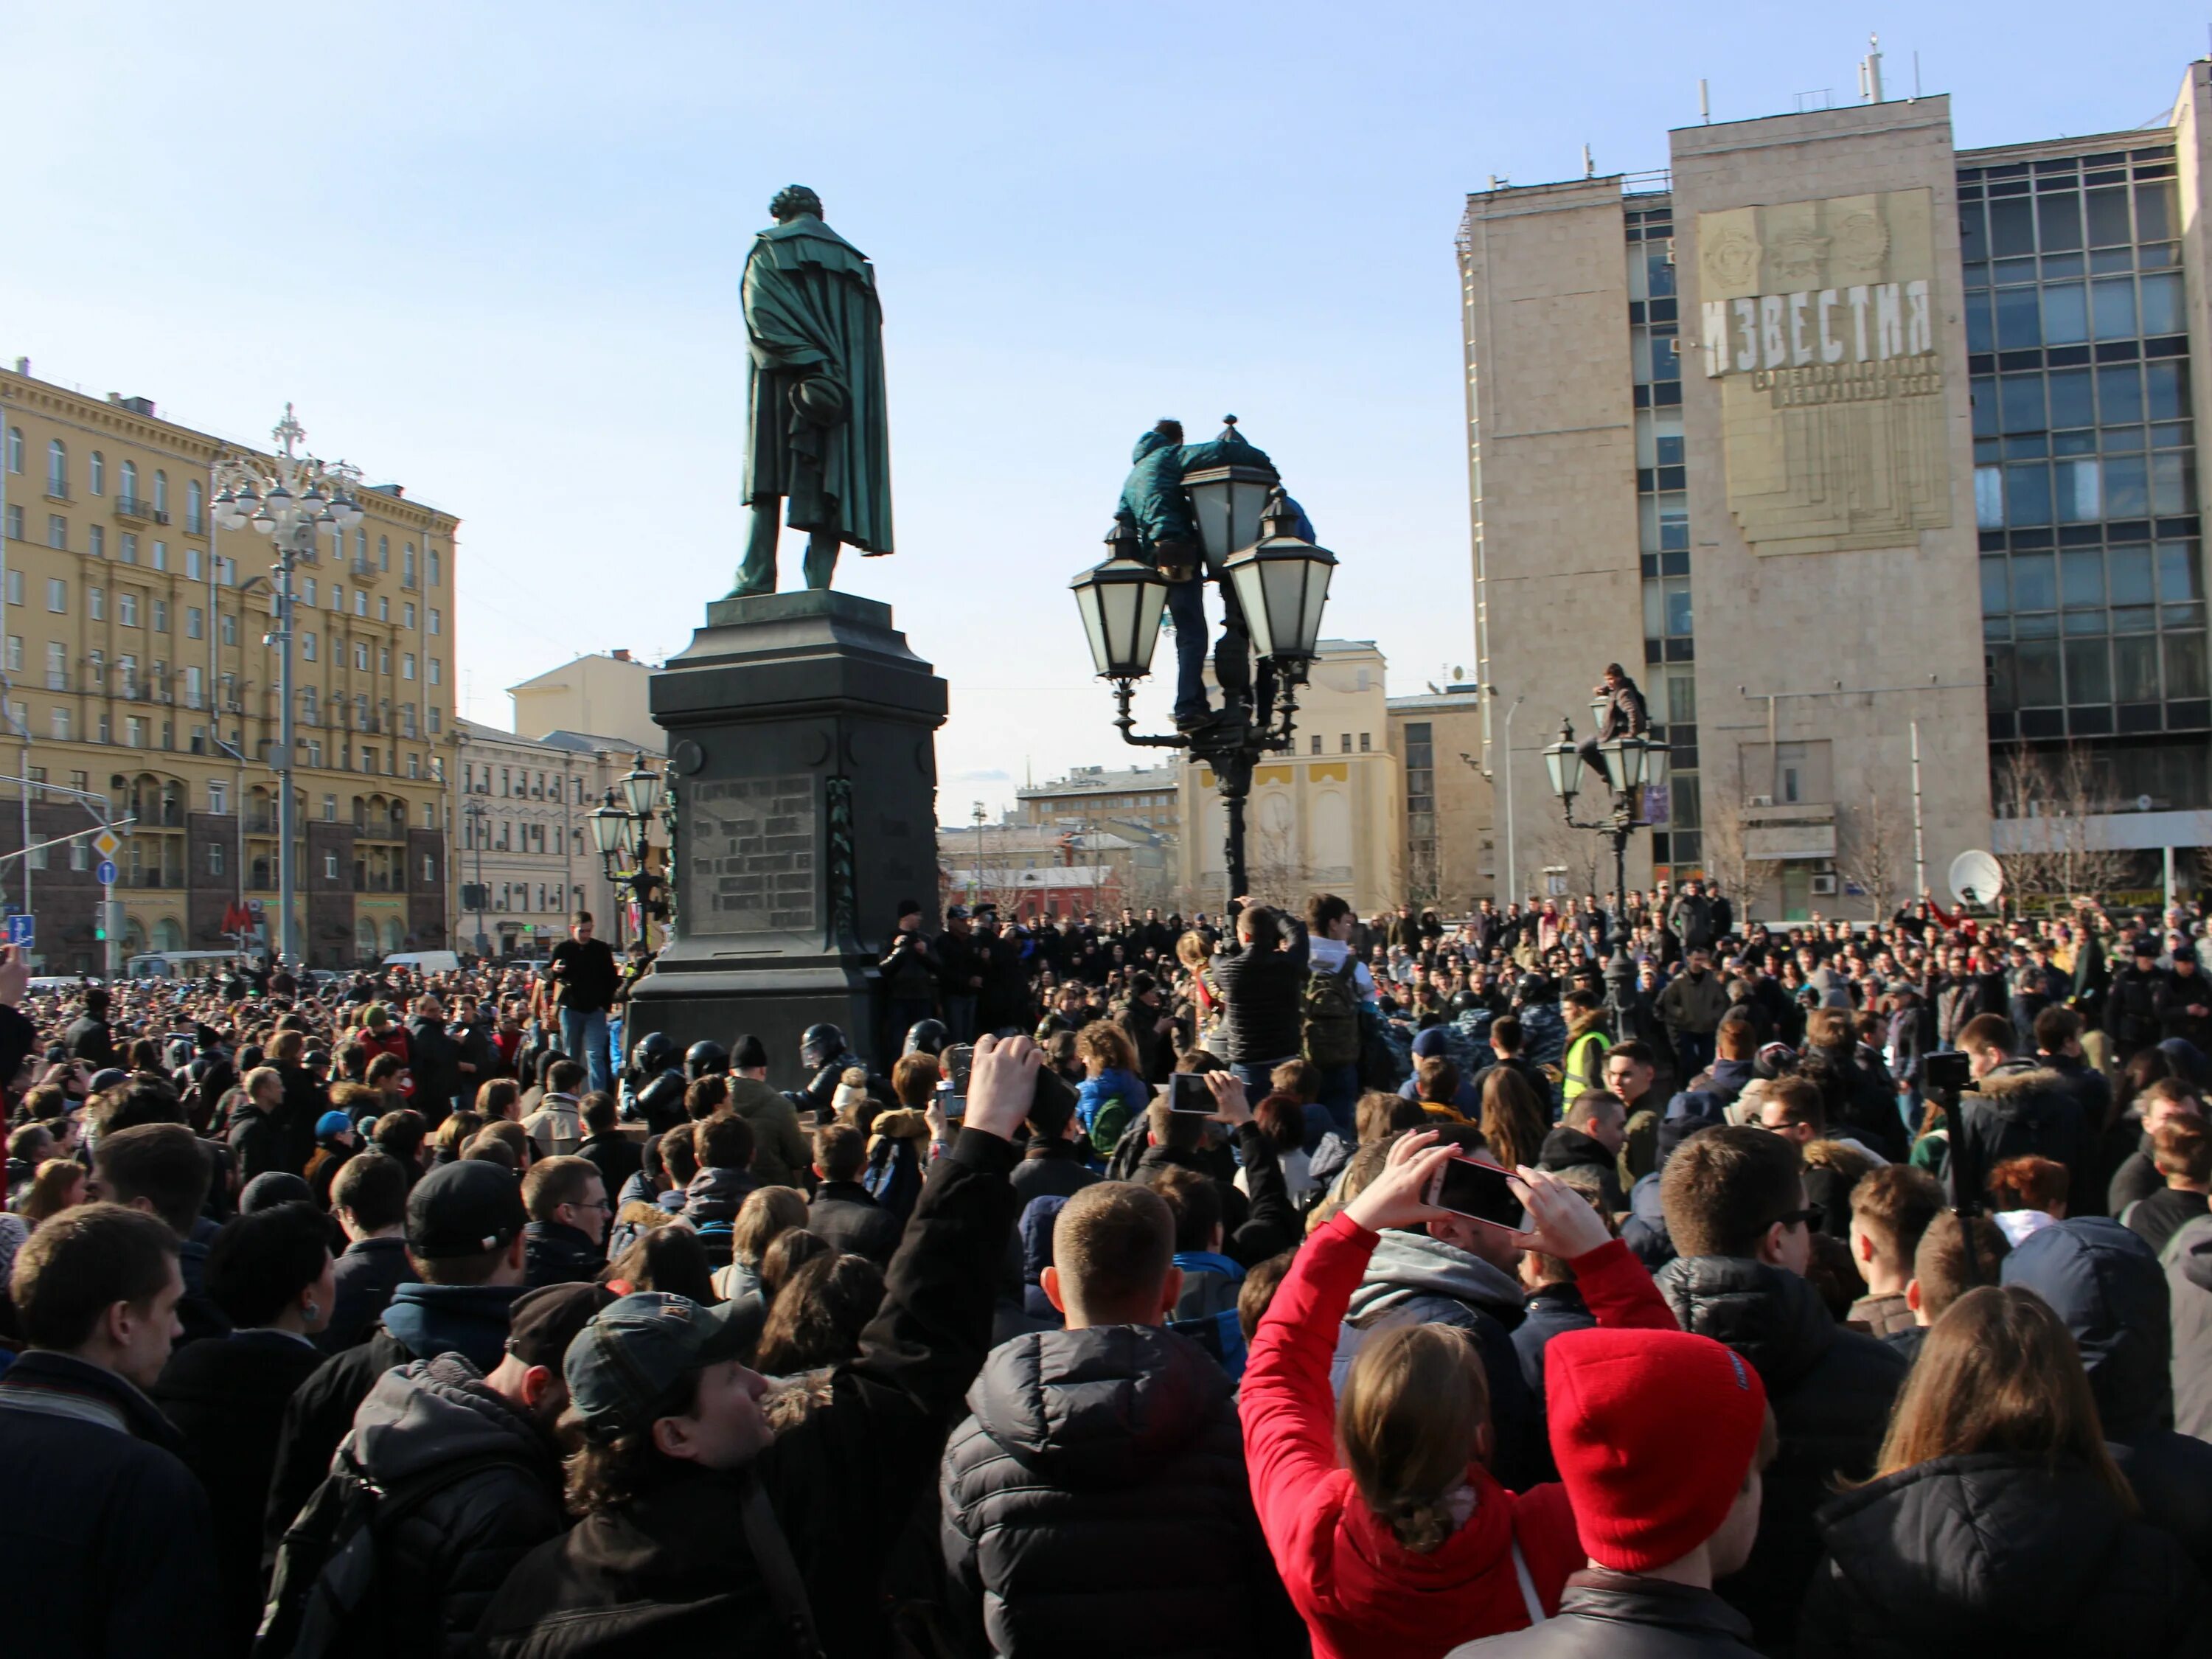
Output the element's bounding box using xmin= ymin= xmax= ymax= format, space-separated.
xmin=1579 ymin=663 xmax=1651 ymax=792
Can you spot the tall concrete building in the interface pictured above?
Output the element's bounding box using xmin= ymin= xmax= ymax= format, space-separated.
xmin=1461 ymin=60 xmax=2212 ymax=919
xmin=0 ymin=364 xmax=455 ymax=969
xmin=508 ymin=650 xmax=658 ymax=756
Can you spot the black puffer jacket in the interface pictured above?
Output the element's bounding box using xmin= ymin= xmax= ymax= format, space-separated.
xmin=1209 ymin=913 xmax=1310 ymax=1065
xmin=1953 ymin=1059 xmax=2096 ymax=1208
xmin=263 ymin=1352 xmax=566 ymax=1658
xmin=1800 ymin=1453 xmax=2211 ymax=1658
xmin=2001 ymin=1217 xmax=2212 ymax=1576
xmin=939 ymin=1324 xmax=1286 ymax=1657
xmin=1655 ymin=1254 xmax=1907 ymax=1655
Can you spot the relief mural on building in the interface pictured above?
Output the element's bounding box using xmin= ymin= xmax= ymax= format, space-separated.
xmin=1697 ymin=187 xmax=1953 ymax=554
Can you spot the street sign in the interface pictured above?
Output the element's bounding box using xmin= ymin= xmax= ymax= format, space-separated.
xmin=91 ymin=829 xmax=121 ymax=863
xmin=4 ymin=915 xmax=32 ymax=947
xmin=95 ymin=858 xmax=118 ymax=886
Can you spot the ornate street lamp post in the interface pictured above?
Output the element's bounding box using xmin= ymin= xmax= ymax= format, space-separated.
xmin=588 ymin=752 xmax=667 ymax=950
xmin=210 ymin=406 xmax=364 ymax=971
xmin=1070 ymin=419 xmax=1336 ymax=905
xmin=1543 ymin=715 xmax=1671 ymax=1039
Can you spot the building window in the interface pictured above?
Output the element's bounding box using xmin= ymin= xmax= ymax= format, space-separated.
xmin=209 ymin=843 xmax=225 ymax=876
xmin=378 ymin=596 xmax=389 ymax=622
xmin=46 ymin=439 xmax=66 ymax=497
xmin=153 ymin=599 xmax=167 ymax=633
xmin=2 ymin=507 xmax=18 ymax=543
xmin=117 ymin=592 xmax=139 ymax=628
xmin=1340 ymin=733 xmax=1352 ymax=754
xmin=220 ymin=614 xmax=237 ymax=646
xmin=429 ymin=658 xmax=442 ymax=686
xmin=45 ymin=578 xmax=65 ymax=614
xmin=4 ymin=428 xmax=19 ymax=473
xmin=46 ymin=515 xmax=66 ymax=550
xmin=187 ymin=606 xmax=203 ymax=640
xmin=88 ymin=587 xmax=104 ymax=622
xmin=354 ymin=590 xmax=366 ymax=618
xmin=1360 ymin=731 xmax=1372 ymax=752
xmin=324 ymin=852 xmax=338 ymax=880
xmin=120 ymin=531 xmax=138 ymax=564
xmin=3 ymin=636 xmax=17 ymax=674
xmin=378 ymin=647 xmax=390 ymax=675
xmin=45 ymin=640 xmax=64 ymax=689
xmin=88 ymin=524 xmax=104 ymax=559
xmin=88 ymin=451 xmax=103 ymax=494
xmin=403 ymin=544 xmax=417 ymax=586
xmin=49 ymin=707 xmax=69 ymax=741
xmin=151 ymin=540 xmax=167 ymax=572
xmin=429 ymin=549 xmax=442 ymax=585
xmin=153 ymin=470 xmax=168 ymax=515
xmin=120 ymin=459 xmax=137 ymax=501
xmin=402 ymin=602 xmax=416 ymax=629
xmin=125 ymin=716 xmax=145 ymax=748
xmin=302 ymin=630 xmax=317 ymax=662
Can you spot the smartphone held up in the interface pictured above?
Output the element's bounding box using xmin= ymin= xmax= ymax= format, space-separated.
xmin=1426 ymin=1153 xmax=1524 ymax=1231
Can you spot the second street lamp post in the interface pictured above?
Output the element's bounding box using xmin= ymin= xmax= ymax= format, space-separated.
xmin=1543 ymin=713 xmax=1670 ymax=1040
xmin=1071 ymin=418 xmax=1336 ymax=906
xmin=211 ymin=406 xmax=364 ymax=972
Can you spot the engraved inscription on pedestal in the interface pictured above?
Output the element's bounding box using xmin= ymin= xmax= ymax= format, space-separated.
xmin=686 ymin=776 xmax=819 ymax=936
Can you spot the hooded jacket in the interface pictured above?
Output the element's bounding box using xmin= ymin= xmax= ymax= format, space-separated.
xmin=1242 ymin=1214 xmax=1672 ymax=1659
xmin=524 ymin=1218 xmax=606 ymax=1287
xmin=940 ymin=1324 xmax=1287 ymax=1656
xmin=264 ymin=1352 xmax=566 ymax=1659
xmin=1800 ymin=1453 xmax=2211 ymax=1659
xmin=475 ymin=1128 xmax=1020 ymax=1659
xmin=265 ymin=1281 xmax=527 ymax=1561
xmin=153 ymin=1328 xmax=327 ymax=1653
xmin=1655 ymin=1255 xmax=1907 ymax=1653
xmin=2001 ymin=1217 xmax=2212 ymax=1575
xmin=1953 ymin=1058 xmax=2095 ymax=1206
xmin=1340 ymin=1228 xmax=1540 ymax=1486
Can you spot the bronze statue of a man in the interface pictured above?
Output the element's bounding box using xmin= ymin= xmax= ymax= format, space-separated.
xmin=730 ymin=186 xmax=894 ymax=597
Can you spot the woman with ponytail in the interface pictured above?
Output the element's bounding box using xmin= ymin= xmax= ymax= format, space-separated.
xmin=1239 ymin=1132 xmax=1675 ymax=1659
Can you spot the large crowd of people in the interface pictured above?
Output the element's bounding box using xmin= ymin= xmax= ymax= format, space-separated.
xmin=4 ymin=880 xmax=2211 ymax=1658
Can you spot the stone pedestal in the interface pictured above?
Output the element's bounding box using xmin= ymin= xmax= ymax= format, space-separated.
xmin=625 ymin=591 xmax=945 ymax=1088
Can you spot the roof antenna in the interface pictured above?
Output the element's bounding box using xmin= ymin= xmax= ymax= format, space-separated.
xmin=1582 ymin=143 xmax=1595 ymax=178
xmin=1699 ymin=77 xmax=1711 ymax=124
xmin=1859 ymin=32 xmax=1885 ymax=104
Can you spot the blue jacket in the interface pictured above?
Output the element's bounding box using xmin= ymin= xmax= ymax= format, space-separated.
xmin=2003 ymin=1219 xmax=2212 ymax=1575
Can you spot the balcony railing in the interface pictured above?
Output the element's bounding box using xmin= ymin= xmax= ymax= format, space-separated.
xmin=114 ymin=495 xmax=168 ymax=525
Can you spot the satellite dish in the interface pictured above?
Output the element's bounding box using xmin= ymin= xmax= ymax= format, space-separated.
xmin=1949 ymin=849 xmax=2005 ymax=909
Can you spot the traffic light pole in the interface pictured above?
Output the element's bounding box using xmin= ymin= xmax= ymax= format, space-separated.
xmin=0 ymin=773 xmax=131 ymax=975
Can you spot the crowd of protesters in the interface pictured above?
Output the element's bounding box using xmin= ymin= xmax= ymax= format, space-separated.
xmin=3 ymin=877 xmax=2211 ymax=1658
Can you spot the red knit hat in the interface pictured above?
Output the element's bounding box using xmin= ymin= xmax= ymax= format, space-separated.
xmin=1545 ymin=1328 xmax=1768 ymax=1571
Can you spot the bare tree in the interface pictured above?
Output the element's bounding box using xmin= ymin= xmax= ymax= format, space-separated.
xmin=1403 ymin=837 xmax=1441 ymax=912
xmin=1834 ymin=792 xmax=1907 ymax=921
xmin=1993 ymin=743 xmax=2132 ymax=905
xmin=1700 ymin=761 xmax=1781 ymax=925
xmin=1245 ymin=815 xmax=1310 ymax=910
xmin=1528 ymin=815 xmax=1605 ymax=903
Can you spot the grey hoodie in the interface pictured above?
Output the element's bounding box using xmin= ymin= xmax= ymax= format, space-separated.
xmin=1334 ymin=1228 xmax=1545 ymax=1492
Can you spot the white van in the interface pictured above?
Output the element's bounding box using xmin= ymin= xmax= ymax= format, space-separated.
xmin=383 ymin=950 xmax=462 ymax=976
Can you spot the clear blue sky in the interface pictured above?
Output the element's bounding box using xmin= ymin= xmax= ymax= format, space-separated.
xmin=4 ymin=3 xmax=2204 ymax=816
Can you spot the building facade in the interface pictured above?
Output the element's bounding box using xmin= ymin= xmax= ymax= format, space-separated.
xmin=1176 ymin=641 xmax=1405 ymax=914
xmin=1461 ymin=62 xmax=2212 ymax=919
xmin=0 ymin=364 xmax=454 ymax=970
xmin=508 ymin=650 xmax=659 ymax=757
xmin=1387 ymin=686 xmax=1494 ymax=909
xmin=452 ymin=720 xmax=664 ymax=958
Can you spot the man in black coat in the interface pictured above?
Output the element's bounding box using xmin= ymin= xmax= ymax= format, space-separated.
xmin=1655 ymin=1126 xmax=1907 ymax=1654
xmin=152 ymin=1201 xmax=333 ymax=1653
xmin=261 ymin=1281 xmax=610 ymax=1659
xmin=473 ymin=1034 xmax=1037 ymax=1659
xmin=1209 ymin=901 xmax=1311 ymax=1095
xmin=2107 ymin=936 xmax=2171 ymax=1063
xmin=264 ymin=1161 xmax=532 ymax=1557
xmin=0 ymin=1203 xmax=221 ymax=1659
xmin=1009 ymin=1075 xmax=1100 ymax=1208
xmin=807 ymin=1121 xmax=903 ymax=1266
xmin=321 ymin=1150 xmax=418 ymax=1353
xmin=940 ymin=1179 xmax=1295 ymax=1657
xmin=548 ymin=909 xmax=622 ymax=1096
xmin=406 ymin=992 xmax=465 ymax=1124
xmin=63 ymin=984 xmax=119 ymax=1070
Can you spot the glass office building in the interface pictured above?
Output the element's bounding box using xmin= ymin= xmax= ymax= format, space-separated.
xmin=1460 ymin=62 xmax=2212 ymax=915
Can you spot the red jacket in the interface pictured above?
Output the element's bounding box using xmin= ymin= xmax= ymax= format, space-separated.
xmin=1239 ymin=1213 xmax=1672 ymax=1659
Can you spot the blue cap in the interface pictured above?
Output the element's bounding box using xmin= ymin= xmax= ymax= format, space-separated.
xmin=316 ymin=1110 xmax=353 ymax=1140
xmin=565 ymin=1291 xmax=765 ymax=1444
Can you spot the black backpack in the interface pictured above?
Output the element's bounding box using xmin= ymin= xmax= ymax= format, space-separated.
xmin=256 ymin=1442 xmax=529 ymax=1658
